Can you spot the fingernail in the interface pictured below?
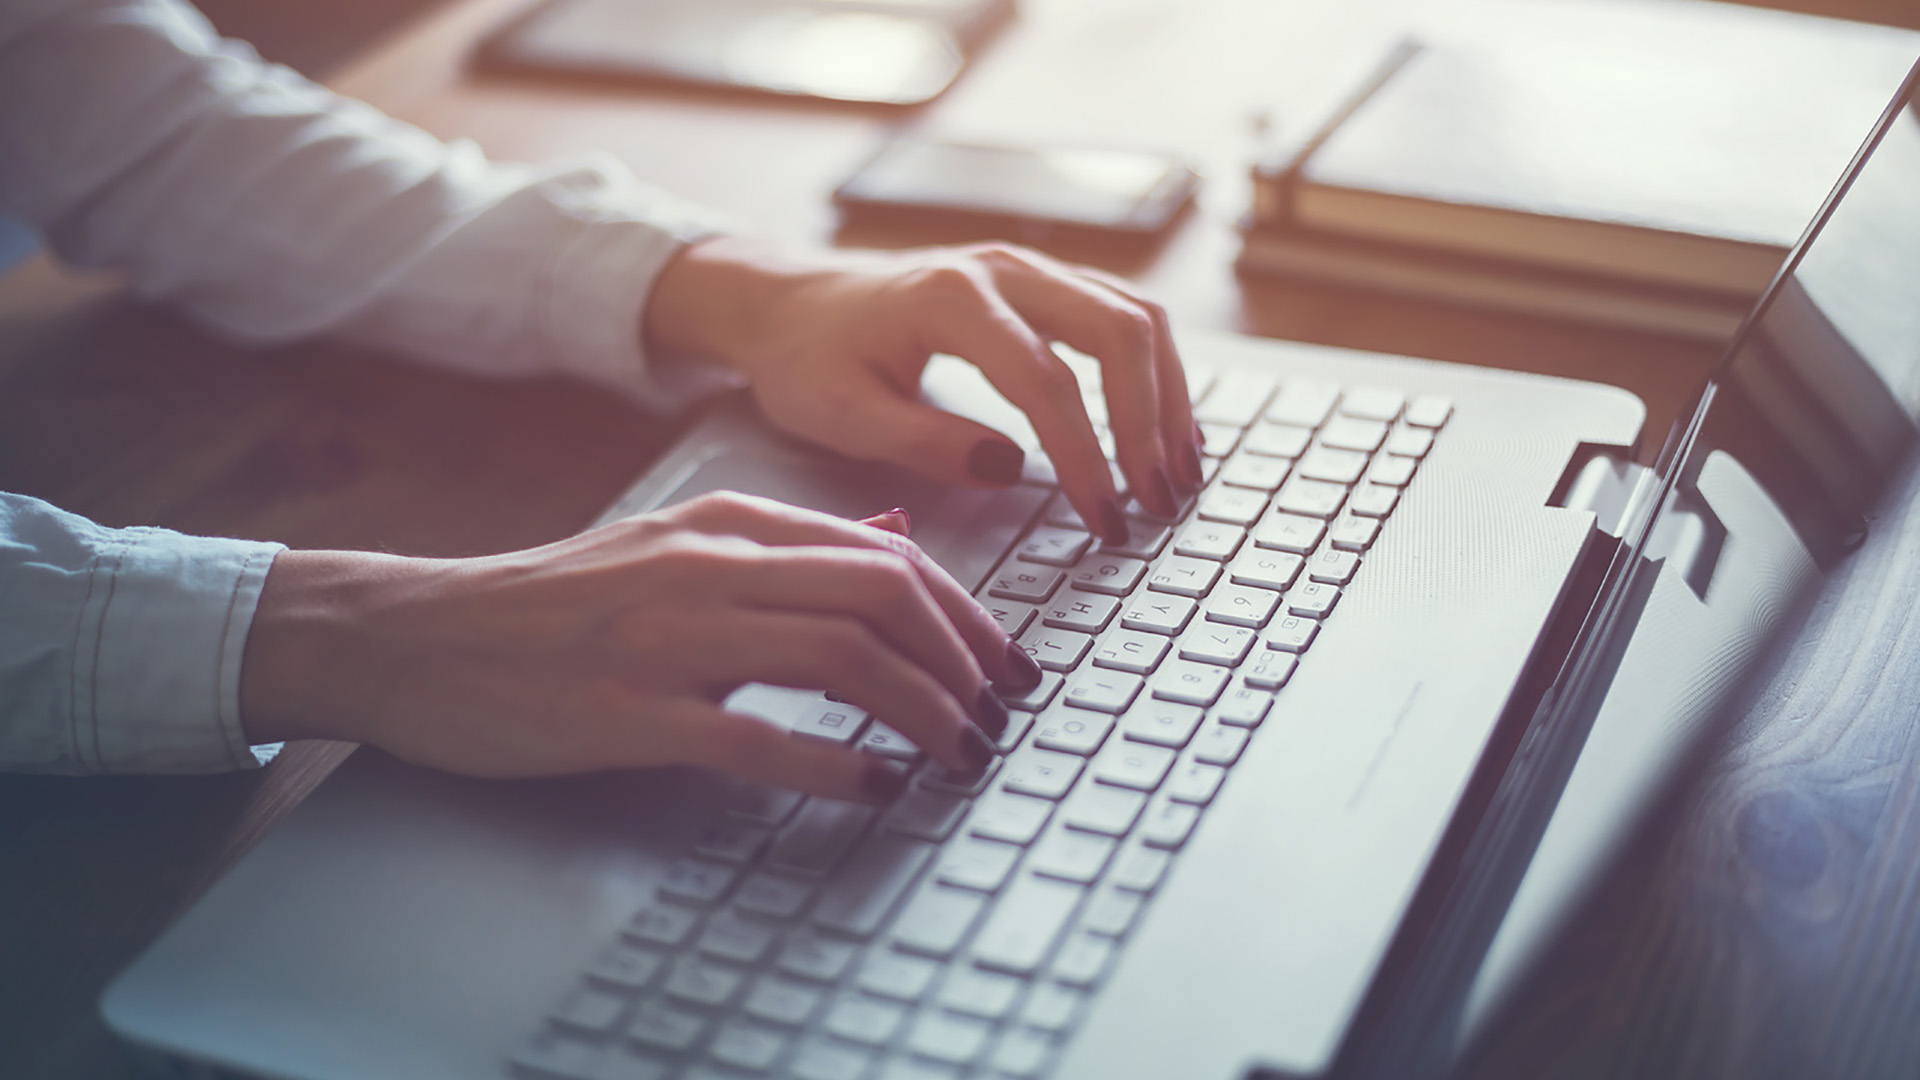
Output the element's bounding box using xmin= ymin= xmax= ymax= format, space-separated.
xmin=958 ymin=724 xmax=996 ymax=773
xmin=1097 ymin=497 xmax=1130 ymax=547
xmin=883 ymin=507 xmax=911 ymax=534
xmin=972 ymin=684 xmax=1010 ymax=738
xmin=1001 ymin=640 xmax=1044 ymax=691
xmin=1178 ymin=436 xmax=1205 ymax=492
xmin=967 ymin=440 xmax=1025 ymax=486
xmin=859 ymin=759 xmax=910 ymax=803
xmin=1147 ymin=464 xmax=1179 ymax=518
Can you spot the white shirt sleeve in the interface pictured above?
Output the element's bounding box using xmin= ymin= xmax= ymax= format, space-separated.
xmin=0 ymin=0 xmax=740 ymax=410
xmin=0 ymin=493 xmax=284 ymax=773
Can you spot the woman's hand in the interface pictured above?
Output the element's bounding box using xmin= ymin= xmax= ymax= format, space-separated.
xmin=238 ymin=493 xmax=1044 ymax=802
xmin=643 ymin=239 xmax=1205 ymax=545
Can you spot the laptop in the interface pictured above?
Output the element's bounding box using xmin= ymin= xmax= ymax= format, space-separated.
xmin=100 ymin=58 xmax=1920 ymax=1080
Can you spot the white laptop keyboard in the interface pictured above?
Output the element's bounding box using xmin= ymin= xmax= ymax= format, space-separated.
xmin=510 ymin=365 xmax=1452 ymax=1080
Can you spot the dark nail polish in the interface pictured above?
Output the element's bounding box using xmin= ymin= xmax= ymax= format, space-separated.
xmin=966 ymin=440 xmax=1025 ymax=486
xmin=1001 ymin=640 xmax=1044 ymax=691
xmin=958 ymin=724 xmax=996 ymax=773
xmin=1148 ymin=464 xmax=1179 ymax=518
xmin=1097 ymin=497 xmax=1130 ymax=547
xmin=973 ymin=684 xmax=1010 ymax=738
xmin=1178 ymin=436 xmax=1205 ymax=492
xmin=859 ymin=760 xmax=910 ymax=803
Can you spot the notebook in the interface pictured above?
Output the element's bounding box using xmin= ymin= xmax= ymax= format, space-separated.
xmin=99 ymin=56 xmax=1920 ymax=1080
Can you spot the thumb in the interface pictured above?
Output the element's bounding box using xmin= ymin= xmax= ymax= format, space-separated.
xmin=827 ymin=391 xmax=1028 ymax=491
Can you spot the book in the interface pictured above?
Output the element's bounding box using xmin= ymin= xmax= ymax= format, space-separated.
xmin=1248 ymin=11 xmax=1915 ymax=304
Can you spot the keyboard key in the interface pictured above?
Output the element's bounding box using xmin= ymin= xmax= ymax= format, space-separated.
xmin=855 ymin=950 xmax=939 ymax=1000
xmin=743 ymin=976 xmax=823 ymax=1027
xmin=1216 ymin=451 xmax=1290 ymax=492
xmin=1019 ymin=624 xmax=1095 ymax=673
xmin=1191 ymin=722 xmax=1250 ymax=766
xmin=733 ymin=874 xmax=814 ymax=921
xmin=1204 ymin=584 xmax=1281 ymax=629
xmin=1196 ymin=421 xmax=1242 ymax=458
xmin=891 ymin=885 xmax=987 ymax=959
xmin=859 ymin=721 xmax=923 ymax=762
xmin=1033 ymin=707 xmax=1116 ymax=755
xmin=693 ymin=822 xmax=772 ymax=865
xmin=1274 ymin=477 xmax=1347 ymax=519
xmin=1121 ymin=594 xmax=1196 ymax=636
xmin=1266 ymin=379 xmax=1340 ymax=428
xmin=663 ymin=956 xmax=745 ymax=1008
xmin=768 ymin=801 xmax=875 ymax=877
xmin=1092 ymin=739 xmax=1177 ymax=791
xmin=1369 ymin=455 xmax=1418 ymax=487
xmin=1041 ymin=589 xmax=1121 ymax=634
xmin=969 ymin=789 xmax=1055 ymax=845
xmin=810 ymin=834 xmax=933 ymax=938
xmin=1059 ymin=783 xmax=1148 ymax=837
xmin=1320 ymin=415 xmax=1389 ymax=452
xmin=708 ymin=1022 xmax=787 ymax=1070
xmin=698 ymin=912 xmax=779 ymax=964
xmin=551 ymin=985 xmax=630 ymax=1034
xmin=1018 ymin=526 xmax=1094 ymax=567
xmin=1147 ymin=556 xmax=1221 ymax=598
xmin=1212 ymin=683 xmax=1272 ymax=728
xmin=586 ymin=944 xmax=667 ymax=992
xmin=883 ymin=786 xmax=971 ymax=842
xmin=775 ymin=933 xmax=858 ymax=982
xmin=1197 ymin=486 xmax=1269 ymax=526
xmin=1194 ymin=371 xmax=1278 ymax=427
xmin=659 ymin=859 xmax=738 ymax=907
xmin=1019 ymin=982 xmax=1085 ymax=1031
xmin=1288 ymin=581 xmax=1341 ymax=619
xmin=923 ymin=764 xmax=996 ymax=804
xmin=628 ymin=1001 xmax=708 ymax=1051
xmin=509 ymin=1030 xmax=600 ymax=1080
xmin=1173 ymin=520 xmax=1245 ymax=561
xmin=1102 ymin=518 xmax=1173 ymax=560
xmin=1028 ymin=827 xmax=1117 ymax=884
xmin=1109 ymin=846 xmax=1172 ymax=892
xmin=1079 ymin=887 xmax=1144 ymax=937
xmin=938 ymin=967 xmax=1024 ymax=1019
xmin=1050 ymin=933 xmax=1115 ymax=988
xmin=1069 ymin=553 xmax=1148 ymax=597
xmin=1347 ymin=483 xmax=1400 ymax=518
xmin=937 ymin=837 xmax=1023 ymax=892
xmin=1001 ymin=671 xmax=1062 ymax=713
xmin=790 ymin=1039 xmax=874 ymax=1080
xmin=624 ymin=905 xmax=702 ymax=948
xmin=1139 ymin=799 xmax=1200 ymax=849
xmin=1149 ymin=659 xmax=1229 ymax=707
xmin=1167 ymin=761 xmax=1227 ymax=805
xmin=1241 ymin=421 xmax=1313 ymax=459
xmin=1307 ymin=548 xmax=1361 ymax=585
xmin=1254 ymin=512 xmax=1326 ymax=554
xmin=1001 ymin=747 xmax=1084 ymax=800
xmin=1242 ymin=648 xmax=1299 ymax=689
xmin=1342 ymin=385 xmax=1405 ymax=421
xmin=792 ymin=700 xmax=870 ymax=745
xmin=1330 ymin=516 xmax=1382 ymax=552
xmin=725 ymin=785 xmax=804 ymax=827
xmin=1405 ymin=394 xmax=1454 ymax=428
xmin=1228 ymin=548 xmax=1303 ymax=592
xmin=1384 ymin=426 xmax=1435 ymax=458
xmin=985 ymin=600 xmax=1039 ymax=640
xmin=1118 ymin=698 xmax=1204 ymax=749
xmin=1296 ymin=445 xmax=1370 ymax=485
xmin=972 ymin=873 xmax=1084 ymax=976
xmin=1062 ymin=670 xmax=1142 ymax=714
xmin=1176 ymin=623 xmax=1257 ymax=668
xmin=821 ymin=996 xmax=906 ymax=1046
xmin=906 ymin=1011 xmax=994 ymax=1066
xmin=1266 ymin=616 xmax=1319 ymax=653
xmin=1093 ymin=628 xmax=1170 ymax=674
xmin=989 ymin=565 xmax=1065 ymax=604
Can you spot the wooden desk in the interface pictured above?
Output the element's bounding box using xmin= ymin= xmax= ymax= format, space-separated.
xmin=4 ymin=1 xmax=1919 ymax=1077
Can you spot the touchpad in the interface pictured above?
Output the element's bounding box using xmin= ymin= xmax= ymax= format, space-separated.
xmin=655 ymin=449 xmax=1048 ymax=595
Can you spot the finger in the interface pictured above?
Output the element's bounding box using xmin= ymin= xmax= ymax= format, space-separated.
xmin=813 ymin=387 xmax=1031 ymax=494
xmin=981 ymin=249 xmax=1180 ymax=517
xmin=671 ymin=493 xmax=1043 ymax=690
xmin=1081 ymin=266 xmax=1204 ymax=494
xmin=661 ymin=607 xmax=997 ymax=773
xmin=648 ymin=699 xmax=911 ymax=804
xmin=910 ymin=279 xmax=1129 ymax=546
xmin=860 ymin=508 xmax=913 ymax=536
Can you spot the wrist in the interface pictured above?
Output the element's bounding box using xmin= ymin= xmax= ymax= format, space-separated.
xmin=641 ymin=237 xmax=826 ymax=379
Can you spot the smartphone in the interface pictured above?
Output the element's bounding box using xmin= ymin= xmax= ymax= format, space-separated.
xmin=833 ymin=138 xmax=1201 ymax=238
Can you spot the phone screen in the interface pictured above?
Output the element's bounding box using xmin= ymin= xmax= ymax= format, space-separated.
xmin=842 ymin=140 xmax=1185 ymax=227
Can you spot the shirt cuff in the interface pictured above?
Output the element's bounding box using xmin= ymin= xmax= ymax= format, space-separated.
xmin=77 ymin=527 xmax=285 ymax=773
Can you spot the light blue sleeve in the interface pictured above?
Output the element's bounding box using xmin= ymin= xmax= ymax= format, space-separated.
xmin=0 ymin=492 xmax=285 ymax=774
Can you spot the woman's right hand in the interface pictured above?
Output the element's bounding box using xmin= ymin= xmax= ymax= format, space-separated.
xmin=237 ymin=492 xmax=1043 ymax=802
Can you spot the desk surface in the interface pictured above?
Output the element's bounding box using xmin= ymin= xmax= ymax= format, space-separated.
xmin=4 ymin=1 xmax=1920 ymax=1077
